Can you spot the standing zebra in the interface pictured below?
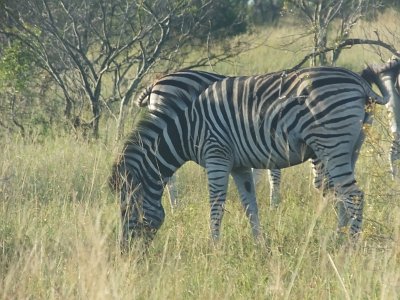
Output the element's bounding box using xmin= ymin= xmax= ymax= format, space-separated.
xmin=361 ymin=58 xmax=400 ymax=179
xmin=110 ymin=66 xmax=388 ymax=247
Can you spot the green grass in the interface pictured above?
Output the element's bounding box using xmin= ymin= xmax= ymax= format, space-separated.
xmin=1 ymin=129 xmax=399 ymax=299
xmin=1 ymin=11 xmax=400 ymax=300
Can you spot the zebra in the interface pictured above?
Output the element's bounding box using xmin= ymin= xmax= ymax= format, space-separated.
xmin=110 ymin=66 xmax=388 ymax=248
xmin=110 ymin=111 xmax=261 ymax=247
xmin=135 ymin=69 xmax=227 ymax=208
xmin=136 ymin=69 xmax=291 ymax=208
xmin=361 ymin=57 xmax=400 ymax=179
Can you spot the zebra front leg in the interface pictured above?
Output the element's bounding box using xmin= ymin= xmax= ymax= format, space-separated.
xmin=206 ymin=163 xmax=231 ymax=241
xmin=267 ymin=169 xmax=281 ymax=208
xmin=231 ymin=168 xmax=261 ymax=239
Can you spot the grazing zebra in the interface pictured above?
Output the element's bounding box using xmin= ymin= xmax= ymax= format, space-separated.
xmin=136 ymin=69 xmax=227 ymax=208
xmin=110 ymin=113 xmax=261 ymax=246
xmin=110 ymin=66 xmax=388 ymax=247
xmin=137 ymin=69 xmax=294 ymax=208
xmin=361 ymin=58 xmax=400 ymax=179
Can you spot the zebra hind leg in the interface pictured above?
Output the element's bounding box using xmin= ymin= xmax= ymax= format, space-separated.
xmin=336 ymin=190 xmax=364 ymax=241
xmin=310 ymin=137 xmax=364 ymax=240
xmin=323 ymin=160 xmax=364 ymax=239
xmin=231 ymin=168 xmax=261 ymax=239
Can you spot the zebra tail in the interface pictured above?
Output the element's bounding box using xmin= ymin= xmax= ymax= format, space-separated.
xmin=368 ymin=89 xmax=389 ymax=105
xmin=360 ymin=65 xmax=391 ymax=106
xmin=136 ymin=85 xmax=153 ymax=107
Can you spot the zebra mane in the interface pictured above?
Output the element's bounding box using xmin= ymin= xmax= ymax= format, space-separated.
xmin=109 ymin=111 xmax=157 ymax=192
xmin=136 ymin=68 xmax=226 ymax=108
xmin=136 ymin=69 xmax=191 ymax=108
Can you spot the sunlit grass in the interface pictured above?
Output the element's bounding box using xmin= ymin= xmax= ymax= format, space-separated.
xmin=1 ymin=11 xmax=400 ymax=300
xmin=1 ymin=123 xmax=399 ymax=299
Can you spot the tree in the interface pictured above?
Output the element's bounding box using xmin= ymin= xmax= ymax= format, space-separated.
xmin=248 ymin=0 xmax=284 ymax=26
xmin=0 ymin=0 xmax=251 ymax=138
xmin=0 ymin=41 xmax=35 ymax=136
xmin=283 ymin=0 xmax=383 ymax=66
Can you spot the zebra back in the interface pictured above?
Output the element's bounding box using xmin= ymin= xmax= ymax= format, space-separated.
xmin=136 ymin=69 xmax=227 ymax=111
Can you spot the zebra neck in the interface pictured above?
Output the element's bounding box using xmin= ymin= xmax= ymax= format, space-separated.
xmin=382 ymin=75 xmax=400 ymax=133
xmin=141 ymin=134 xmax=185 ymax=183
xmin=381 ymin=74 xmax=398 ymax=100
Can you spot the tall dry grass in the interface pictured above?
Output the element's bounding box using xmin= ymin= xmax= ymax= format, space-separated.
xmin=1 ymin=10 xmax=400 ymax=299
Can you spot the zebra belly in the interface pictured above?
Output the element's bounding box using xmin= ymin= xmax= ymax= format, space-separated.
xmin=231 ymin=139 xmax=314 ymax=170
xmin=268 ymin=133 xmax=314 ymax=169
xmin=266 ymin=145 xmax=314 ymax=169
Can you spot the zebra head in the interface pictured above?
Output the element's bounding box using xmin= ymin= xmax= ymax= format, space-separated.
xmin=109 ymin=144 xmax=165 ymax=250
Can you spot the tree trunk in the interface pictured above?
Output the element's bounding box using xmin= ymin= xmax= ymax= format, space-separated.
xmin=11 ymin=94 xmax=25 ymax=137
xmin=116 ymin=101 xmax=127 ymax=140
xmin=91 ymin=100 xmax=100 ymax=139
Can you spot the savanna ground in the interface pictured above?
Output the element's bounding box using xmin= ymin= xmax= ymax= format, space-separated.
xmin=1 ymin=12 xmax=400 ymax=300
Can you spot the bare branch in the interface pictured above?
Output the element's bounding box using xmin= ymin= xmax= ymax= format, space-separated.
xmin=288 ymin=38 xmax=400 ymax=72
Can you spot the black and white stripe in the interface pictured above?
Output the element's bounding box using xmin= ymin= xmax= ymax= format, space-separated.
xmin=137 ymin=69 xmax=226 ymax=110
xmin=266 ymin=59 xmax=400 ymax=207
xmin=136 ymin=69 xmax=287 ymax=208
xmin=136 ymin=69 xmax=227 ymax=208
xmin=110 ymin=66 xmax=388 ymax=246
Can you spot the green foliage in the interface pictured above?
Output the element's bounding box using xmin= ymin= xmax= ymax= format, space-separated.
xmin=0 ymin=41 xmax=61 ymax=137
xmin=177 ymin=0 xmax=248 ymax=41
xmin=0 ymin=42 xmax=34 ymax=92
xmin=247 ymin=0 xmax=284 ymax=26
xmin=207 ymin=0 xmax=248 ymax=37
